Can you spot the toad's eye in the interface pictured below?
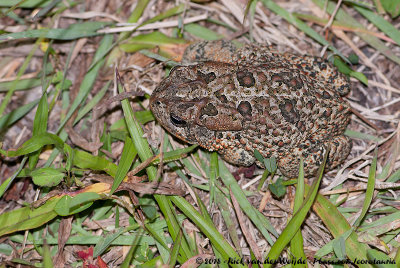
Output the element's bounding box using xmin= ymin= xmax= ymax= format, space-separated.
xmin=170 ymin=113 xmax=187 ymax=127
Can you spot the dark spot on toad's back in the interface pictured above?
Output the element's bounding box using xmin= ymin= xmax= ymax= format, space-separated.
xmin=279 ymin=99 xmax=300 ymax=124
xmin=237 ymin=101 xmax=252 ymax=119
xmin=236 ymin=70 xmax=255 ymax=87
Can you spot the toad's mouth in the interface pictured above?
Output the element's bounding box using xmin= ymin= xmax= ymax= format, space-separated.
xmin=165 ymin=120 xmax=198 ymax=145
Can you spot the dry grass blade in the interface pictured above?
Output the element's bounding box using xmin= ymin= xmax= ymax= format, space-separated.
xmin=181 ymin=254 xmax=213 ymax=268
xmin=61 ymin=11 xmax=124 ymax=22
xmin=311 ymin=0 xmax=400 ymax=65
xmin=98 ymin=14 xmax=208 ymax=33
xmin=53 ymin=216 xmax=73 ymax=267
xmin=230 ymin=188 xmax=261 ymax=260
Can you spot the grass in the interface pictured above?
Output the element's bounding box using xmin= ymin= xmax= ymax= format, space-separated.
xmin=0 ymin=0 xmax=399 ymax=267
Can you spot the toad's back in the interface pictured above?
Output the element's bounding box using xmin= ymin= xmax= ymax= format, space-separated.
xmin=150 ymin=41 xmax=351 ymax=177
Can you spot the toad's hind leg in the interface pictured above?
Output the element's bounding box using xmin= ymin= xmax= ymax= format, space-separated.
xmin=326 ymin=135 xmax=352 ymax=171
xmin=278 ymin=135 xmax=351 ymax=178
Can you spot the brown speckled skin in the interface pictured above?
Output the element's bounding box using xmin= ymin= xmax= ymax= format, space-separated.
xmin=150 ymin=41 xmax=352 ymax=177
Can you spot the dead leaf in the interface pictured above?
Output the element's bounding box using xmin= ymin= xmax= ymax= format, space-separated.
xmin=65 ymin=126 xmax=103 ymax=153
xmin=54 ymin=216 xmax=73 ymax=268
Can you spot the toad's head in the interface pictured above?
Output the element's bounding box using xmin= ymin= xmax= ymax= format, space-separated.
xmin=150 ymin=62 xmax=243 ymax=146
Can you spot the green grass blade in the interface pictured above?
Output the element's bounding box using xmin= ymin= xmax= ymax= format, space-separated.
xmin=0 ymin=37 xmax=41 ymax=116
xmin=127 ymin=0 xmax=150 ymax=23
xmin=307 ymin=186 xmax=373 ymax=267
xmin=110 ymin=137 xmax=137 ymax=194
xmin=118 ymin=82 xmax=153 ymax=166
xmin=169 ymin=230 xmax=182 ymax=267
xmin=0 ymin=21 xmax=110 ymax=42
xmin=0 ymin=0 xmax=52 ymax=8
xmin=345 ymin=129 xmax=381 ymax=142
xmin=353 ymin=150 xmax=377 ymax=228
xmin=195 ymin=187 xmax=232 ymax=259
xmin=184 ymin=23 xmax=225 ymax=40
xmin=315 ymin=238 xmax=336 ymax=257
xmin=56 ymin=34 xmax=113 ymax=133
xmin=109 ymin=111 xmax=155 ymax=131
xmin=152 ymin=145 xmax=198 ymax=165
xmin=73 ymin=81 xmax=111 ymax=125
xmin=170 ymin=196 xmax=242 ymax=267
xmin=0 ymin=132 xmax=64 ymax=157
xmin=72 ymin=149 xmax=118 ymax=176
xmin=260 ymin=0 xmax=345 ymax=58
xmin=311 ymin=0 xmax=400 ymax=65
xmin=117 ymin=72 xmax=192 ymax=261
xmin=0 ymin=98 xmax=40 ymax=130
xmin=119 ymin=3 xmax=185 ymax=42
xmin=395 ymin=247 xmax=400 ymax=267
xmin=0 ymin=77 xmax=42 ymax=92
xmin=93 ymin=227 xmax=126 ymax=257
xmin=358 ymin=211 xmax=400 ymax=232
xmin=120 ymin=230 xmax=144 ymax=268
xmin=264 ymin=152 xmax=327 ymax=267
xmin=10 ymin=232 xmax=166 ymax=246
xmin=366 ymin=249 xmax=396 ymax=268
xmin=120 ymin=32 xmax=185 ymax=53
xmin=29 ymin=93 xmax=49 ymax=169
xmin=32 ymin=0 xmax=61 ymax=21
xmin=354 ymin=6 xmax=400 ymax=46
xmin=144 ymin=223 xmax=171 ymax=261
xmin=219 ymin=162 xmax=277 ymax=244
xmin=142 ymin=4 xmax=184 ymax=26
xmin=111 ymin=0 xmax=150 ymax=62
xmin=42 ymin=244 xmax=54 ymax=268
xmin=209 ymin=152 xmax=218 ymax=208
xmin=290 ymin=158 xmax=307 ymax=266
xmin=0 ymin=197 xmax=59 ymax=236
xmin=0 ymin=157 xmax=27 ymax=198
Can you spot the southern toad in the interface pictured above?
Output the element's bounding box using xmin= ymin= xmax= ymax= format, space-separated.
xmin=150 ymin=41 xmax=352 ymax=177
